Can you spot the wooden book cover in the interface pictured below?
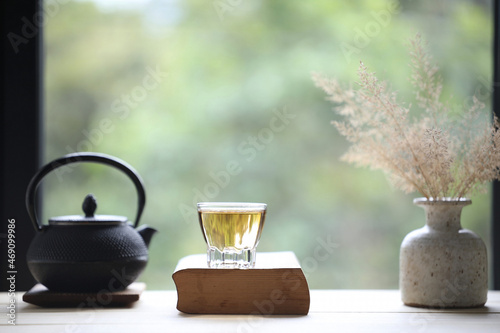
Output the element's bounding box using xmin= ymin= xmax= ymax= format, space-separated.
xmin=172 ymin=251 xmax=310 ymax=315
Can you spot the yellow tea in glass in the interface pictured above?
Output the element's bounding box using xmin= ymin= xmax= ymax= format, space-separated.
xmin=197 ymin=202 xmax=267 ymax=268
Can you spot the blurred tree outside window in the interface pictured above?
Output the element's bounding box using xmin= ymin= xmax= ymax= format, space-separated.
xmin=43 ymin=0 xmax=492 ymax=289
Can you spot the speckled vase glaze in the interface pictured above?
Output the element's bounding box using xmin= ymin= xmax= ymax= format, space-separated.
xmin=400 ymin=198 xmax=487 ymax=308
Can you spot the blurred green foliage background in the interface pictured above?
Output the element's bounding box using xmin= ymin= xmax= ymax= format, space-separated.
xmin=42 ymin=0 xmax=492 ymax=289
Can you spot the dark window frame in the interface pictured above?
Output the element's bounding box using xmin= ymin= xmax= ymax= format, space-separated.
xmin=1 ymin=1 xmax=499 ymax=291
xmin=1 ymin=0 xmax=41 ymax=291
xmin=492 ymin=0 xmax=500 ymax=290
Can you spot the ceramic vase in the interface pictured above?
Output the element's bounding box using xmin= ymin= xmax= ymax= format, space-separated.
xmin=400 ymin=198 xmax=487 ymax=308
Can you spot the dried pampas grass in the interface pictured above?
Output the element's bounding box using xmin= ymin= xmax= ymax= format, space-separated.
xmin=312 ymin=34 xmax=500 ymax=200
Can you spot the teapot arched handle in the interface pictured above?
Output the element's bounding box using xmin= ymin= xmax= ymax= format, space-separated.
xmin=26 ymin=152 xmax=146 ymax=231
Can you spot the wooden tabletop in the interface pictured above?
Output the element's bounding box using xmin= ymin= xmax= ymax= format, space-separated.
xmin=1 ymin=289 xmax=499 ymax=332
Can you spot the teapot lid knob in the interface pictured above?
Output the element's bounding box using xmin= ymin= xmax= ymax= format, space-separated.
xmin=48 ymin=192 xmax=127 ymax=225
xmin=83 ymin=194 xmax=97 ymax=218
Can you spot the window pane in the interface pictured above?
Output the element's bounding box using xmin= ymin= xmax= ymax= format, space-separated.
xmin=44 ymin=0 xmax=492 ymax=289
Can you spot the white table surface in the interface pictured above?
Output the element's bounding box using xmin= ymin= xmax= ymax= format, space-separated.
xmin=1 ymin=289 xmax=499 ymax=332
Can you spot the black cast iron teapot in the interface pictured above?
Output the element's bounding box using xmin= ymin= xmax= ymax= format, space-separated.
xmin=25 ymin=152 xmax=157 ymax=292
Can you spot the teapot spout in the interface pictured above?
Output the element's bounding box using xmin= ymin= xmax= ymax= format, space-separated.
xmin=137 ymin=225 xmax=157 ymax=248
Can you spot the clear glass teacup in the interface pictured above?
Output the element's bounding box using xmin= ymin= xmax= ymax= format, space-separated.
xmin=197 ymin=202 xmax=267 ymax=268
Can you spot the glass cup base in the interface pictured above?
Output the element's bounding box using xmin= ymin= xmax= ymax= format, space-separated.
xmin=207 ymin=247 xmax=256 ymax=269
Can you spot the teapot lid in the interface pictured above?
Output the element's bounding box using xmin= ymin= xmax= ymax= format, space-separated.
xmin=49 ymin=194 xmax=127 ymax=226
